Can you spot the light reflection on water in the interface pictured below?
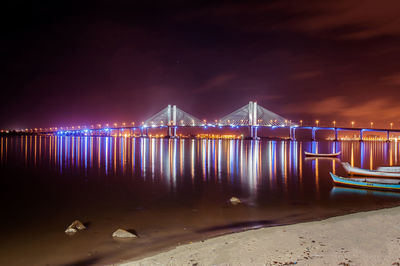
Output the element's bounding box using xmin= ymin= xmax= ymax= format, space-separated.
xmin=2 ymin=136 xmax=400 ymax=199
xmin=0 ymin=136 xmax=399 ymax=208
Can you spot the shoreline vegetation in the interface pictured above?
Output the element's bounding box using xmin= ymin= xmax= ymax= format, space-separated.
xmin=122 ymin=206 xmax=400 ymax=265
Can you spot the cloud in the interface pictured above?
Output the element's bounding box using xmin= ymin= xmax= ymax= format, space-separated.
xmin=291 ymin=70 xmax=322 ymax=80
xmin=285 ymin=96 xmax=400 ymax=125
xmin=381 ymin=73 xmax=400 ymax=86
xmin=276 ymin=0 xmax=400 ymax=40
xmin=193 ymin=73 xmax=236 ymax=93
xmin=181 ymin=0 xmax=400 ymax=40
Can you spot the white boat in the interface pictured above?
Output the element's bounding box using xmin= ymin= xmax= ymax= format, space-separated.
xmin=342 ymin=162 xmax=400 ymax=178
xmin=376 ymin=166 xmax=400 ymax=173
xmin=304 ymin=151 xmax=341 ymax=157
xmin=305 ymin=156 xmax=339 ymax=161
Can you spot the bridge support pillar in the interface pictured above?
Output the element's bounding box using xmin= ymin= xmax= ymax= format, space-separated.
xmin=359 ymin=130 xmax=363 ymax=142
xmin=312 ymin=127 xmax=316 ymax=141
xmin=387 ymin=131 xmax=390 ymax=142
xmin=334 ymin=128 xmax=338 ymax=141
xmin=253 ymin=126 xmax=258 ymax=140
xmin=289 ymin=127 xmax=296 ymax=141
xmin=167 ymin=126 xmax=177 ymax=138
xmin=140 ymin=128 xmax=148 ymax=138
xmin=247 ymin=126 xmax=259 ymax=140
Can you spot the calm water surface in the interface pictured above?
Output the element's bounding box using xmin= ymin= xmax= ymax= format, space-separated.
xmin=1 ymin=136 xmax=400 ymax=265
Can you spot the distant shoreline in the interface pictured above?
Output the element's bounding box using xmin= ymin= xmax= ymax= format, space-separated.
xmin=121 ymin=206 xmax=400 ymax=265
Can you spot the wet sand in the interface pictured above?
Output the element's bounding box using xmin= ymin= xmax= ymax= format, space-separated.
xmin=123 ymin=206 xmax=400 ymax=265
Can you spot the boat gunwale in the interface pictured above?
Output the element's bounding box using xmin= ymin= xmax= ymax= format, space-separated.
xmin=330 ymin=172 xmax=400 ymax=192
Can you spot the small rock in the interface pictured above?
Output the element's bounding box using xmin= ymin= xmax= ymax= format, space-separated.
xmin=70 ymin=220 xmax=86 ymax=230
xmin=112 ymin=229 xmax=137 ymax=239
xmin=65 ymin=227 xmax=77 ymax=235
xmin=230 ymin=197 xmax=241 ymax=205
xmin=65 ymin=220 xmax=86 ymax=235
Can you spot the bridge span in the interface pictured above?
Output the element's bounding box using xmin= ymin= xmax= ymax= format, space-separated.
xmin=11 ymin=101 xmax=400 ymax=141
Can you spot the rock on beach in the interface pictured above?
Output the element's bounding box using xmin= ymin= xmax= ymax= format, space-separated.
xmin=65 ymin=220 xmax=86 ymax=235
xmin=112 ymin=229 xmax=137 ymax=239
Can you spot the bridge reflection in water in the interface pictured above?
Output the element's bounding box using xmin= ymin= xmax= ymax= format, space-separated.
xmin=2 ymin=135 xmax=400 ymax=200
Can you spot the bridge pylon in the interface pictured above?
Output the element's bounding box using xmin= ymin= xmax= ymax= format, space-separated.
xmin=143 ymin=104 xmax=204 ymax=138
xmin=248 ymin=101 xmax=259 ymax=140
xmin=219 ymin=101 xmax=295 ymax=140
xmin=166 ymin=104 xmax=177 ymax=138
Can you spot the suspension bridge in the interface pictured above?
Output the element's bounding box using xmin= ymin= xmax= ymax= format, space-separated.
xmin=10 ymin=101 xmax=400 ymax=141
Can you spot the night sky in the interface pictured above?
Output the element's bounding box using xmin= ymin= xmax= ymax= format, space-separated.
xmin=2 ymin=0 xmax=400 ymax=129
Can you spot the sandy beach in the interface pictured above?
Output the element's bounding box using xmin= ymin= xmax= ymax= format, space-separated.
xmin=123 ymin=206 xmax=400 ymax=265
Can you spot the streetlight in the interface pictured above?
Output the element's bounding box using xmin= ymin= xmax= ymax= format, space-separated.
xmin=316 ymin=120 xmax=319 ymax=127
xmin=351 ymin=121 xmax=355 ymax=128
xmin=390 ymin=122 xmax=393 ymax=129
xmin=300 ymin=120 xmax=303 ymax=126
xmin=370 ymin=122 xmax=373 ymax=128
xmin=333 ymin=121 xmax=336 ymax=127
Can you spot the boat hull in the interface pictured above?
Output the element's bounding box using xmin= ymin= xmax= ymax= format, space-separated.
xmin=376 ymin=166 xmax=400 ymax=173
xmin=304 ymin=151 xmax=341 ymax=157
xmin=330 ymin=173 xmax=400 ymax=192
xmin=342 ymin=162 xmax=400 ymax=178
